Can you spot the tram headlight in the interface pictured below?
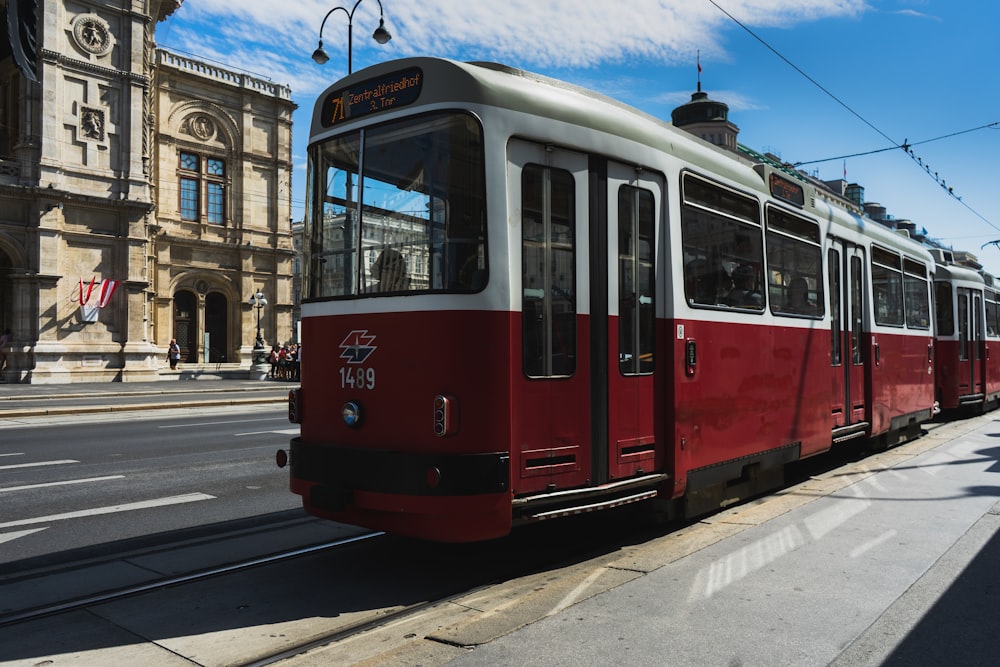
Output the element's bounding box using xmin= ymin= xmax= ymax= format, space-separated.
xmin=342 ymin=400 xmax=362 ymax=428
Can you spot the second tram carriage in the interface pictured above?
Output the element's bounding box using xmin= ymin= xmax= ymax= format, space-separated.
xmin=281 ymin=57 xmax=940 ymax=542
xmin=932 ymin=251 xmax=1000 ymax=413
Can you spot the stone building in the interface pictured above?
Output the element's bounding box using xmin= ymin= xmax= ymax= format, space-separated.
xmin=0 ymin=0 xmax=295 ymax=382
xmin=152 ymin=50 xmax=295 ymax=370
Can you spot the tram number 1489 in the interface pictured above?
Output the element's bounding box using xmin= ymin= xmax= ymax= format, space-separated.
xmin=339 ymin=366 xmax=376 ymax=390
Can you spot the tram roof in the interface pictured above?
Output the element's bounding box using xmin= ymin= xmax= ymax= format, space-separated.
xmin=311 ymin=57 xmax=933 ymax=264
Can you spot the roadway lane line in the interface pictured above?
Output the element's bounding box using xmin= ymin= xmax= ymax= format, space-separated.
xmin=0 ymin=528 xmax=48 ymax=545
xmin=158 ymin=416 xmax=287 ymax=429
xmin=0 ymin=460 xmax=78 ymax=470
xmin=0 ymin=475 xmax=125 ymax=493
xmin=234 ymin=428 xmax=300 ymax=436
xmin=0 ymin=493 xmax=216 ymax=529
xmin=0 ymin=453 xmax=24 ymax=457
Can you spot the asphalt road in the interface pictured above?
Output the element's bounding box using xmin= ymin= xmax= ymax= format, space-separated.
xmin=0 ymin=401 xmax=299 ymax=566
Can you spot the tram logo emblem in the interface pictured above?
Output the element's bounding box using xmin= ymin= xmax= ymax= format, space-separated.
xmin=339 ymin=330 xmax=377 ymax=364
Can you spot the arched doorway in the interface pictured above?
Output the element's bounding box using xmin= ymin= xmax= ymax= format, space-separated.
xmin=173 ymin=290 xmax=197 ymax=362
xmin=205 ymin=292 xmax=228 ymax=363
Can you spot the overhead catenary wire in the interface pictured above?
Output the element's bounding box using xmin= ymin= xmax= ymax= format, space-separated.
xmin=792 ymin=122 xmax=1000 ymax=167
xmin=706 ymin=0 xmax=999 ymax=234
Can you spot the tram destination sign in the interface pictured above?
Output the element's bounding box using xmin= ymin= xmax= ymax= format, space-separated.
xmin=319 ymin=67 xmax=423 ymax=129
xmin=769 ymin=172 xmax=805 ymax=207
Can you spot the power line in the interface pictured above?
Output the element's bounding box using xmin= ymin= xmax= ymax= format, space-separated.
xmin=706 ymin=0 xmax=999 ymax=232
xmin=792 ymin=122 xmax=1000 ymax=167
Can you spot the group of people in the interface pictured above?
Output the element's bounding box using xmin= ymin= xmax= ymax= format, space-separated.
xmin=268 ymin=343 xmax=300 ymax=381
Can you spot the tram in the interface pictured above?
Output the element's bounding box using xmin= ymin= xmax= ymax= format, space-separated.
xmin=279 ymin=57 xmax=937 ymax=542
xmin=931 ymin=250 xmax=1000 ymax=413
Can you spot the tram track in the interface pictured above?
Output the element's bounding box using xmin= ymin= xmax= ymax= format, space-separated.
xmin=0 ymin=530 xmax=384 ymax=629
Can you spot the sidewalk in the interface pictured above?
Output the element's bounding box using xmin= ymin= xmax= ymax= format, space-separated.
xmin=0 ymin=377 xmax=293 ymax=418
xmin=435 ymin=416 xmax=1000 ymax=667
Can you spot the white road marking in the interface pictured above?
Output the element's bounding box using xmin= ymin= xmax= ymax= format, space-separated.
xmin=0 ymin=493 xmax=216 ymax=529
xmin=0 ymin=475 xmax=125 ymax=493
xmin=234 ymin=428 xmax=300 ymax=436
xmin=0 ymin=453 xmax=24 ymax=457
xmin=158 ymin=417 xmax=287 ymax=429
xmin=0 ymin=527 xmax=48 ymax=545
xmin=0 ymin=459 xmax=78 ymax=470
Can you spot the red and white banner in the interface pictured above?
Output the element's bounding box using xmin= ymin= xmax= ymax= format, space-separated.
xmin=78 ymin=277 xmax=120 ymax=322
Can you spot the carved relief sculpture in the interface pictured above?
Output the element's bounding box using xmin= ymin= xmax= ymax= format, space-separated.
xmin=189 ymin=114 xmax=215 ymax=141
xmin=71 ymin=14 xmax=115 ymax=57
xmin=80 ymin=107 xmax=105 ymax=141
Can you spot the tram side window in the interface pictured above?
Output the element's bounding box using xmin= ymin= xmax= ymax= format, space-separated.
xmin=871 ymin=246 xmax=904 ymax=327
xmin=766 ymin=206 xmax=823 ymax=318
xmin=619 ymin=185 xmax=655 ymax=375
xmin=902 ymin=258 xmax=930 ymax=329
xmin=681 ymin=173 xmax=763 ymax=310
xmin=935 ymin=282 xmax=954 ymax=336
xmin=522 ymin=164 xmax=576 ymax=378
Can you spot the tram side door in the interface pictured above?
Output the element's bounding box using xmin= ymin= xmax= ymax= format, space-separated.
xmin=604 ymin=161 xmax=662 ymax=482
xmin=955 ymin=288 xmax=984 ymax=399
xmin=508 ymin=140 xmax=594 ymax=493
xmin=829 ymin=240 xmax=868 ymax=429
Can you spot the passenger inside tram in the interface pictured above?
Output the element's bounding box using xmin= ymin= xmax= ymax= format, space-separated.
xmin=371 ymin=248 xmax=410 ymax=292
xmin=724 ymin=264 xmax=763 ymax=308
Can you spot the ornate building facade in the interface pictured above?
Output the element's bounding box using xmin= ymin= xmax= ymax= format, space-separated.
xmin=0 ymin=0 xmax=295 ymax=382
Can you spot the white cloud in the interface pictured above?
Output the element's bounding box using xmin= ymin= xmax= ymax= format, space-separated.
xmin=158 ymin=0 xmax=870 ymax=98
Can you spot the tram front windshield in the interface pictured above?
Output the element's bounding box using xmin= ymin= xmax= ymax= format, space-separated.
xmin=304 ymin=112 xmax=486 ymax=299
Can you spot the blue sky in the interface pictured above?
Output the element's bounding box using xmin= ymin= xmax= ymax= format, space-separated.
xmin=156 ymin=0 xmax=1000 ymax=273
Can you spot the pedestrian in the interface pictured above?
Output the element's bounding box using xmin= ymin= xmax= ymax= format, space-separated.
xmin=0 ymin=328 xmax=10 ymax=374
xmin=268 ymin=345 xmax=280 ymax=378
xmin=168 ymin=338 xmax=181 ymax=370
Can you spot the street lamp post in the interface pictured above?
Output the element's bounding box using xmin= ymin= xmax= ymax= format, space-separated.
xmin=248 ymin=289 xmax=268 ymax=365
xmin=311 ymin=0 xmax=392 ymax=73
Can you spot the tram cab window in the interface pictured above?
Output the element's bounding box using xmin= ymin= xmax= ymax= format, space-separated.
xmin=765 ymin=206 xmax=823 ymax=318
xmin=681 ymin=173 xmax=763 ymax=310
xmin=303 ymin=111 xmax=486 ymax=299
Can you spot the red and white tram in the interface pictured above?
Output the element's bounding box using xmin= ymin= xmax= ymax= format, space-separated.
xmin=932 ymin=251 xmax=1000 ymax=412
xmin=280 ymin=58 xmax=936 ymax=541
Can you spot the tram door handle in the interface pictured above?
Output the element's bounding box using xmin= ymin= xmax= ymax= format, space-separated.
xmin=685 ymin=339 xmax=697 ymax=376
xmin=874 ymin=342 xmax=881 ymax=366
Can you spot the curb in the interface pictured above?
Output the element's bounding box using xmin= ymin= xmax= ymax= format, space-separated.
xmin=0 ymin=395 xmax=287 ymax=418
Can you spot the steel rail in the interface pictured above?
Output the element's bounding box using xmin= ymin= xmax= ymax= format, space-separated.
xmin=0 ymin=530 xmax=383 ymax=628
